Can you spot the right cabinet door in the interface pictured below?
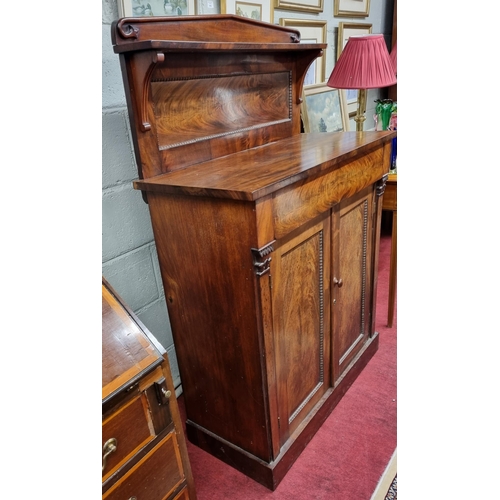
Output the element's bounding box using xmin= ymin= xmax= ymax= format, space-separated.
xmin=331 ymin=186 xmax=375 ymax=384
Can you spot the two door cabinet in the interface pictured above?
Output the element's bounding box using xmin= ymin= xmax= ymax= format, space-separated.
xmin=111 ymin=15 xmax=396 ymax=490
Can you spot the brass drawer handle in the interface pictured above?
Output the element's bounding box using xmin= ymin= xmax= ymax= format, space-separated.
xmin=102 ymin=438 xmax=117 ymax=471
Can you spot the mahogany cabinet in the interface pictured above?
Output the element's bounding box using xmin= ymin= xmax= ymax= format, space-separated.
xmin=111 ymin=15 xmax=396 ymax=490
xmin=102 ymin=278 xmax=196 ymax=500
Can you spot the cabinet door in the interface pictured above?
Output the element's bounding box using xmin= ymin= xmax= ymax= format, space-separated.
xmin=271 ymin=215 xmax=331 ymax=446
xmin=332 ymin=187 xmax=374 ymax=383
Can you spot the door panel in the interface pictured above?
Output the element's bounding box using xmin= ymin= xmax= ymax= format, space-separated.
xmin=271 ymin=216 xmax=331 ymax=445
xmin=332 ymin=188 xmax=374 ymax=382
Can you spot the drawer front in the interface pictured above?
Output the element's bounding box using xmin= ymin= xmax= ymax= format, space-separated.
xmin=103 ymin=432 xmax=185 ymax=500
xmin=102 ymin=395 xmax=154 ymax=480
xmin=172 ymin=487 xmax=189 ymax=500
xmin=273 ymin=146 xmax=386 ymax=239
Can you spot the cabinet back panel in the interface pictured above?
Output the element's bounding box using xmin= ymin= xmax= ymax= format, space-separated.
xmin=152 ymin=73 xmax=291 ymax=149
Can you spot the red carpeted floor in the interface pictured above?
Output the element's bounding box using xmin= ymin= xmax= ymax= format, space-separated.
xmin=178 ymin=227 xmax=397 ymax=500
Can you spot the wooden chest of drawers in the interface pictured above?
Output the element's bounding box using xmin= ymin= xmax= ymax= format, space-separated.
xmin=102 ymin=278 xmax=196 ymax=500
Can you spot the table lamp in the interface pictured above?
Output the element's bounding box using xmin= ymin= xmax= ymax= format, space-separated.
xmin=327 ymin=34 xmax=397 ymax=132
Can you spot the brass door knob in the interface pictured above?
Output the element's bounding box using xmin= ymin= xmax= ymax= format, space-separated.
xmin=333 ymin=277 xmax=343 ymax=287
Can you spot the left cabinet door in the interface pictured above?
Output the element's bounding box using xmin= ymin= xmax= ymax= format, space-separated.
xmin=270 ymin=215 xmax=332 ymax=447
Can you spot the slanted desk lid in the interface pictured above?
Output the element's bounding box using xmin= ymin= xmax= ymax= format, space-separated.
xmin=102 ymin=278 xmax=163 ymax=405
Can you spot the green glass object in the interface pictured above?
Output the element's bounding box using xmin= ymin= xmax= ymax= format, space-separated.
xmin=375 ymin=99 xmax=394 ymax=131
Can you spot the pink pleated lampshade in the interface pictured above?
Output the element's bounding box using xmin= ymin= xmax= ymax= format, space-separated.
xmin=390 ymin=41 xmax=397 ymax=74
xmin=327 ymin=34 xmax=397 ymax=90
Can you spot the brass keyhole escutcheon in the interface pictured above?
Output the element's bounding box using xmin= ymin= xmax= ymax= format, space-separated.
xmin=102 ymin=438 xmax=117 ymax=471
xmin=333 ymin=277 xmax=343 ymax=287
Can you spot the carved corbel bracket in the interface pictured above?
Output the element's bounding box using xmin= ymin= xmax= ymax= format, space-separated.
xmin=297 ymin=49 xmax=324 ymax=104
xmin=251 ymin=240 xmax=276 ymax=276
xmin=130 ymin=52 xmax=165 ymax=132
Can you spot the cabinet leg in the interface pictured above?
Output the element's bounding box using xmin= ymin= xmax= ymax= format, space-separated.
xmin=387 ymin=210 xmax=397 ymax=327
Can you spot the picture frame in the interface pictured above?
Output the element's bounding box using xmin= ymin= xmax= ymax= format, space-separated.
xmin=196 ymin=0 xmax=221 ymax=14
xmin=118 ymin=0 xmax=195 ymax=17
xmin=235 ymin=1 xmax=261 ymax=18
xmin=337 ymin=22 xmax=372 ymax=60
xmin=276 ymin=0 xmax=323 ymax=13
xmin=334 ymin=0 xmax=370 ymax=17
xmin=279 ymin=19 xmax=327 ymax=86
xmin=221 ymin=0 xmax=273 ymax=22
xmin=301 ymin=84 xmax=349 ymax=133
xmin=337 ymin=22 xmax=372 ymax=116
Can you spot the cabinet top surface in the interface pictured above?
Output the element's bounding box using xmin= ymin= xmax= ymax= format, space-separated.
xmin=102 ymin=280 xmax=163 ymax=404
xmin=134 ymin=131 xmax=396 ymax=201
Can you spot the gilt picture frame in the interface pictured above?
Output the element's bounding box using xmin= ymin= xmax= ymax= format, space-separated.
xmin=337 ymin=22 xmax=372 ymax=60
xmin=337 ymin=22 xmax=372 ymax=116
xmin=334 ymin=0 xmax=370 ymax=17
xmin=276 ymin=0 xmax=323 ymax=14
xmin=301 ymin=84 xmax=348 ymax=133
xmin=279 ymin=19 xmax=327 ymax=86
xmin=234 ymin=1 xmax=261 ymax=18
xmin=222 ymin=0 xmax=273 ymax=21
xmin=118 ymin=0 xmax=195 ymax=17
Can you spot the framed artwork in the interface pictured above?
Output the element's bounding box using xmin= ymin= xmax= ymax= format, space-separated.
xmin=334 ymin=0 xmax=370 ymax=17
xmin=279 ymin=19 xmax=327 ymax=86
xmin=118 ymin=0 xmax=195 ymax=16
xmin=221 ymin=0 xmax=273 ymax=22
xmin=337 ymin=22 xmax=372 ymax=116
xmin=235 ymin=1 xmax=261 ymax=18
xmin=337 ymin=22 xmax=372 ymax=60
xmin=301 ymin=84 xmax=348 ymax=133
xmin=276 ymin=0 xmax=323 ymax=13
xmin=196 ymin=0 xmax=221 ymax=14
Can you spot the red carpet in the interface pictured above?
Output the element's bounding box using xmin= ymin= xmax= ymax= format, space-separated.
xmin=178 ymin=229 xmax=396 ymax=499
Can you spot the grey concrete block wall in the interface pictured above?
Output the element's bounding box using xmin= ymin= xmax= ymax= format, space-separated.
xmin=101 ymin=0 xmax=394 ymax=392
xmin=102 ymin=0 xmax=182 ymax=388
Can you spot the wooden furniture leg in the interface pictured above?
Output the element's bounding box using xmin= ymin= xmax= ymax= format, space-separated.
xmin=387 ymin=209 xmax=397 ymax=327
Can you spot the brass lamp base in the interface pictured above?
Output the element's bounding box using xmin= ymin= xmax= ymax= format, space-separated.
xmin=354 ymin=88 xmax=367 ymax=132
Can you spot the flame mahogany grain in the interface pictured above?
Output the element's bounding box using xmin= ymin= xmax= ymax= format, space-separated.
xmin=112 ymin=15 xmax=396 ymax=490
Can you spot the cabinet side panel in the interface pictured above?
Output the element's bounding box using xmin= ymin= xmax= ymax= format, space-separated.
xmin=146 ymin=193 xmax=271 ymax=461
